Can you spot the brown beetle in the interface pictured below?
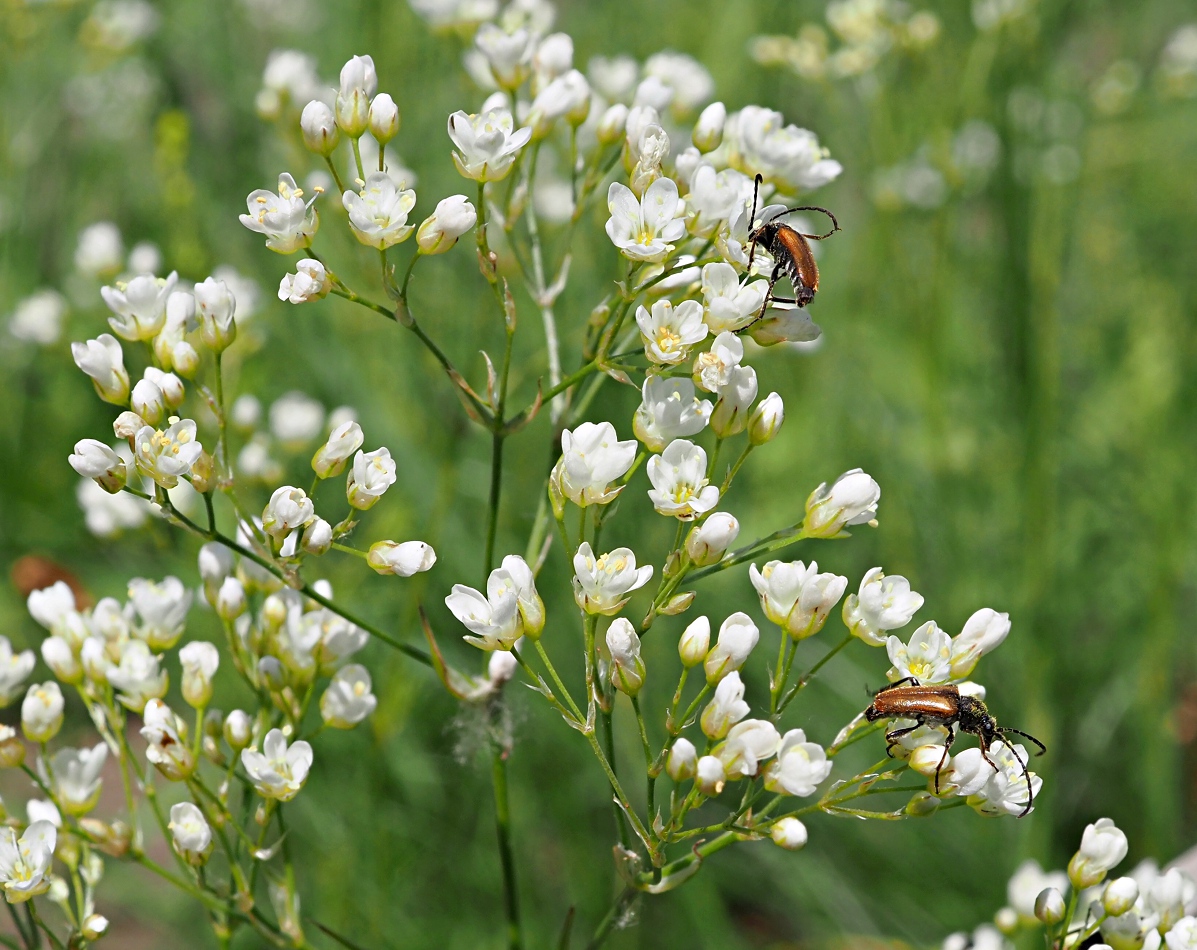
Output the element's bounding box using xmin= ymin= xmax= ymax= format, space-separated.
xmin=865 ymin=678 xmax=1046 ymax=817
xmin=744 ymin=173 xmax=840 ymax=323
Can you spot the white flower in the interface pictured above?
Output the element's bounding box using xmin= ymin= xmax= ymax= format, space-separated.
xmin=646 ymin=439 xmax=720 ymax=520
xmin=1102 ymin=908 xmax=1163 ymax=950
xmin=41 ymin=745 xmax=107 ymax=814
xmin=74 ymin=221 xmax=123 ymax=276
xmin=572 ymin=543 xmax=653 ymax=616
xmin=843 ymin=567 xmax=924 ymax=646
xmin=1007 ymin=860 xmax=1069 ymax=922
xmin=475 ymin=22 xmax=534 ymax=87
xmin=487 ymin=649 xmax=519 ymax=687
xmin=632 ymin=377 xmax=712 ymax=453
xmin=1070 ymin=817 xmax=1129 ymax=888
xmin=416 ymin=195 xmax=477 ymax=254
xmin=770 ymin=817 xmax=808 ymax=850
xmin=605 ymin=178 xmax=686 ymax=263
xmin=107 ymin=641 xmax=168 ymax=712
xmin=128 ymin=576 xmax=192 ymax=650
xmin=748 ymin=392 xmax=785 ymax=445
xmin=0 ymin=639 xmax=35 ymax=707
xmin=528 ymin=69 xmax=590 ymax=136
xmin=685 ymin=513 xmax=740 ymax=567
xmin=1146 ymin=869 xmax=1192 ymax=932
xmin=667 ymin=737 xmax=697 ymax=781
xmin=133 ymin=417 xmax=204 ymax=489
xmin=366 ymin=540 xmax=438 ymax=577
xmin=710 ymin=365 xmax=759 ymax=438
xmin=41 ymin=637 xmax=81 ymax=685
xmin=241 ymin=729 xmax=313 ymax=801
xmin=179 ymin=641 xmax=219 ymax=708
xmin=25 ymin=801 xmax=59 ymax=829
xmin=725 ymin=105 xmax=842 ymax=192
xmin=554 ymin=422 xmax=637 ymax=507
xmin=606 ymin=618 xmax=645 ymax=696
xmin=804 ymin=468 xmax=881 ymax=537
xmin=343 ymin=173 xmax=417 ymax=249
xmin=194 ymin=277 xmax=237 ymax=351
xmin=949 ymin=608 xmax=1011 ymax=679
xmin=692 ymin=331 xmax=744 ymax=394
xmin=320 ymin=664 xmax=377 ymax=728
xmin=763 ymin=728 xmax=832 ymax=795
xmin=101 ymin=271 xmax=178 ymax=341
xmin=270 ymin=391 xmax=325 ymax=445
xmin=77 ymin=479 xmax=149 ymax=537
xmin=704 ymin=612 xmax=759 ymax=683
xmin=278 ymin=259 xmax=331 ymax=304
xmin=716 ymin=719 xmax=780 ymax=779
xmin=687 ymin=165 xmax=755 ymax=234
xmin=140 ymin=698 xmax=195 ymax=781
xmin=27 ymin=582 xmax=76 ymax=633
xmin=700 ymin=263 xmax=768 ymax=332
xmin=692 ymin=101 xmax=726 ymax=152
xmin=887 ymin=621 xmax=953 ymax=685
xmin=21 ymin=682 xmax=64 ymax=743
xmin=635 ymin=298 xmax=707 ymax=365
xmin=72 ymin=333 xmax=130 ymax=405
xmin=700 ymin=670 xmax=749 ymax=739
xmin=965 ymin=742 xmax=1042 ymax=818
xmin=750 ymin=560 xmax=848 ymax=640
xmin=749 ymin=306 xmax=822 ymax=347
xmin=144 ymin=366 xmax=184 ymax=408
xmin=448 ymin=108 xmax=532 ymax=182
xmin=1166 ymin=919 xmax=1197 ymax=950
xmin=335 ymin=53 xmax=376 ymax=136
xmin=239 ymin=173 xmax=320 ymax=254
xmin=347 ymin=447 xmax=397 ymax=509
xmin=596 ymin=103 xmax=629 ymax=144
xmin=588 ymin=54 xmax=638 ymax=101
xmin=0 ymin=822 xmax=56 ymax=902
xmin=645 ymin=51 xmax=714 ymax=113
xmin=446 ymin=575 xmax=521 ymax=651
xmin=169 ymin=802 xmax=212 ymax=866
xmin=261 ymin=486 xmax=315 ymax=542
xmin=312 ymin=421 xmax=364 ymax=478
xmin=9 ymin=290 xmax=67 ymax=345
xmin=497 ymin=555 xmax=545 ymax=636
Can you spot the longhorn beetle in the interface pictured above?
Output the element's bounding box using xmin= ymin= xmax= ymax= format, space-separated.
xmin=744 ymin=173 xmax=841 ymax=325
xmin=864 ymin=679 xmax=1046 ymax=817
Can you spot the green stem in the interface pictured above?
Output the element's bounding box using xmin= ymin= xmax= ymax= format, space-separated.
xmin=350 ymin=136 xmax=365 ymax=181
xmin=687 ymin=526 xmax=810 ymax=582
xmin=583 ymin=887 xmax=635 ymax=950
xmin=631 ymin=696 xmax=656 ymax=821
xmin=322 ymin=156 xmax=347 ymax=195
xmin=491 ymin=748 xmax=523 ymax=950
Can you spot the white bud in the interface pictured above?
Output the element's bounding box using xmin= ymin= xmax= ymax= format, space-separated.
xmin=677 ymin=616 xmax=711 ymax=668
xmin=194 ymin=277 xmax=237 ymax=352
xmin=113 ymin=410 xmax=144 ymax=440
xmin=312 ymin=421 xmax=364 ymax=478
xmin=488 ymin=650 xmax=519 ymax=687
xmin=336 ymin=54 xmax=376 ymax=137
xmin=224 ymin=709 xmax=251 ymax=750
xmin=1068 ymin=817 xmax=1128 ymax=889
xmin=695 ymin=755 xmax=725 ymax=795
xmin=1103 ymin=877 xmax=1139 ymax=917
xmin=770 ymin=817 xmax=808 ymax=851
xmin=172 ymin=341 xmax=200 ymax=377
xmin=417 ymin=196 xmax=477 ymax=255
xmin=803 ymin=469 xmax=881 ymax=538
xmin=41 ymin=637 xmax=82 ymax=685
xmin=606 ymin=618 xmax=644 ymax=696
xmin=367 ymin=540 xmax=437 ymax=576
xmin=748 ymin=392 xmax=784 ymax=445
xmin=684 ymin=513 xmax=739 ymax=566
xmin=368 ymin=93 xmax=400 ymax=143
xmin=666 ymin=737 xmax=697 ymax=781
xmin=179 ymin=641 xmax=219 ymax=709
xmin=22 ymin=682 xmax=64 ymax=743
xmin=692 ymin=101 xmax=726 ymax=153
xmin=215 ymin=577 xmax=246 ymax=621
xmin=597 ymin=103 xmax=628 ymax=145
xmin=300 ymin=100 xmax=340 ymax=156
xmin=68 ymin=439 xmax=127 ymax=494
xmin=302 ymin=518 xmax=333 ymax=555
xmin=82 ymin=915 xmax=109 ymax=941
xmin=130 ymin=378 xmax=165 ymax=425
xmin=1034 ymin=887 xmax=1066 ymax=925
xmin=278 ymin=259 xmax=331 ymax=305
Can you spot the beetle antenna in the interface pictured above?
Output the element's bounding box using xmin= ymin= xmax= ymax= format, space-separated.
xmin=745 ymin=174 xmax=763 ymax=277
xmin=997 ymin=736 xmax=1037 ymax=818
xmin=767 ymin=205 xmax=841 ymax=240
xmin=1001 ymin=727 xmax=1046 ymax=757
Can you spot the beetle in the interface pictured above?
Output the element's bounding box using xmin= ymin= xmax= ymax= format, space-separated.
xmin=744 ymin=173 xmax=841 ymax=324
xmin=864 ymin=678 xmax=1046 ymax=817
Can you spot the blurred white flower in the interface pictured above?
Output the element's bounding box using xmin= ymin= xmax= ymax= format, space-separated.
xmin=270 ymin=391 xmax=325 ymax=445
xmin=1006 ymin=860 xmax=1069 ymax=922
xmin=475 ymin=22 xmax=535 ymax=87
xmin=588 ymin=55 xmax=638 ymax=102
xmin=239 ymin=173 xmax=320 ymax=254
xmin=107 ymin=640 xmax=168 ymax=712
xmin=0 ymin=822 xmax=56 ymax=902
xmin=77 ymin=479 xmax=149 ymax=537
xmin=9 ymin=290 xmax=67 ymax=345
xmin=843 ymin=567 xmax=923 ymax=646
xmin=41 ymin=745 xmax=107 ymax=814
xmin=0 ymin=639 xmax=36 ymax=705
xmin=320 ymin=664 xmax=377 ymax=728
xmin=194 ymin=277 xmax=237 ymax=352
xmin=241 ymin=729 xmax=313 ymax=801
xmin=179 ymin=641 xmax=219 ymax=708
xmin=128 ymin=576 xmax=192 ymax=650
xmin=21 ymin=682 xmax=64 ymax=743
xmin=645 ymin=50 xmax=714 ymax=113
xmin=572 ymin=542 xmax=653 ymax=616
xmin=646 ymin=439 xmax=719 ymax=520
xmin=74 ymin=222 xmax=123 ymax=277
xmin=169 ymin=802 xmax=212 ymax=866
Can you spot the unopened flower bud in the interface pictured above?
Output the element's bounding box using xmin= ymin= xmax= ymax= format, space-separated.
xmin=417 ymin=196 xmax=477 ymax=255
xmin=597 ymin=103 xmax=628 ymax=145
xmin=68 ymin=439 xmax=127 ymax=494
xmin=301 ymin=100 xmax=340 ymax=155
xmin=748 ymin=392 xmax=784 ymax=445
xmin=692 ymin=101 xmax=727 ymax=154
xmin=908 ymin=744 xmax=948 ymax=777
xmin=79 ymin=818 xmax=130 ymax=857
xmin=1103 ymin=877 xmax=1139 ymax=917
xmin=224 ymin=710 xmax=252 ymax=751
xmin=113 ymin=411 xmax=144 ymax=440
xmin=22 ymin=682 xmax=64 ymax=743
xmin=131 ymin=378 xmax=165 ymax=425
xmin=666 ymin=737 xmax=697 ymax=781
xmin=685 ymin=513 xmax=739 ymax=566
xmin=658 ymin=590 xmax=695 ymax=615
xmin=994 ymin=907 xmax=1019 ymax=934
xmin=279 ymin=259 xmax=331 ymax=305
xmin=336 ymin=54 xmax=376 ymax=137
xmin=82 ymin=914 xmax=109 ymax=941
xmin=695 ymin=755 xmax=725 ymax=795
xmin=195 ymin=277 xmax=237 ymax=352
xmin=169 ymin=802 xmax=213 ymax=867
xmin=41 ymin=637 xmax=82 ymax=685
xmin=904 ymin=791 xmax=941 ymax=817
xmin=0 ymin=727 xmax=24 ymax=768
xmin=172 ymin=340 xmax=201 ymax=377
xmin=770 ymin=817 xmax=808 ymax=851
xmin=803 ymin=468 xmax=881 ymax=538
xmin=302 ymin=518 xmax=332 ymax=555
xmin=606 ymin=618 xmax=645 ymax=696
xmin=145 ymin=368 xmax=185 ymax=409
xmin=261 ymin=594 xmax=288 ymax=631
xmin=488 ymin=650 xmax=518 ymax=687
xmin=180 ymin=642 xmax=219 ymax=708
xmin=1034 ymin=887 xmax=1066 ymax=925
xmin=189 ymin=450 xmax=215 ymax=493
xmin=678 ymin=616 xmax=711 ymax=667
xmin=1068 ymin=817 xmax=1128 ymax=889
xmin=368 ymin=93 xmax=400 ymax=143
xmin=367 ymin=540 xmax=437 ymax=576
xmin=258 ymin=656 xmax=286 ymax=691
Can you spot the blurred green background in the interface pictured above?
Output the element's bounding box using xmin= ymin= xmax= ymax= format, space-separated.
xmin=1 ymin=0 xmax=1196 ymax=946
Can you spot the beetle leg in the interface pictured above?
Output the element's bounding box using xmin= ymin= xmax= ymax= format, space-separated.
xmin=874 ymin=676 xmax=921 ymax=695
xmin=933 ymin=728 xmax=957 ymax=795
xmin=883 ymin=719 xmax=923 ymax=756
